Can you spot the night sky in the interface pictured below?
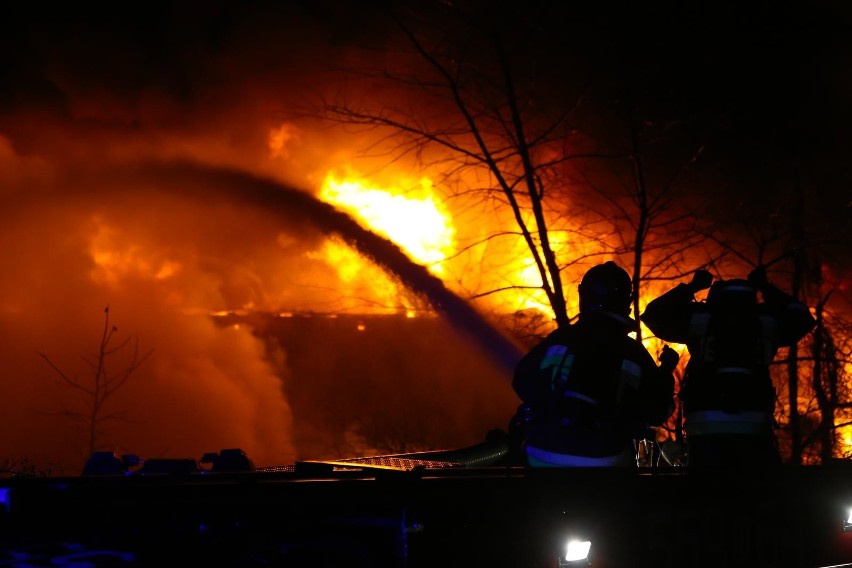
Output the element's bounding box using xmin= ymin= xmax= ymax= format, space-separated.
xmin=3 ymin=1 xmax=851 ymax=215
xmin=1 ymin=1 xmax=850 ymax=474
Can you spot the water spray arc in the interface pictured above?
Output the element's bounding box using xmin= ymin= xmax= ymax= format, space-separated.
xmin=121 ymin=159 xmax=525 ymax=375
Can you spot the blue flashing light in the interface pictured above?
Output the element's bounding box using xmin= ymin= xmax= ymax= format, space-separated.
xmin=0 ymin=487 xmax=10 ymax=512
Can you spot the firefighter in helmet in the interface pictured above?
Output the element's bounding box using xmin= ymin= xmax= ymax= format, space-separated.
xmin=511 ymin=261 xmax=678 ymax=467
xmin=640 ymin=267 xmax=816 ymax=468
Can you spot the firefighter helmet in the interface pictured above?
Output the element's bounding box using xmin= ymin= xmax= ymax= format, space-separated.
xmin=578 ymin=261 xmax=633 ymax=316
xmin=706 ymin=279 xmax=758 ymax=314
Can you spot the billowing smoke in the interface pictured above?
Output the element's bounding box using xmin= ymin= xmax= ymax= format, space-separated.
xmin=0 ymin=69 xmax=528 ymax=475
xmin=0 ymin=3 xmax=526 ymax=475
xmin=0 ymin=158 xmax=305 ymax=473
xmin=8 ymin=2 xmax=846 ymax=475
xmin=0 ymin=153 xmax=522 ymax=475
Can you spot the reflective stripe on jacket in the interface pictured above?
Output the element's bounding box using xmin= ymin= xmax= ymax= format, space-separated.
xmin=685 ymin=410 xmax=773 ymax=436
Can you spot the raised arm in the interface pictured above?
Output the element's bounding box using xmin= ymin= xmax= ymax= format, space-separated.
xmin=640 ymin=270 xmax=713 ymax=343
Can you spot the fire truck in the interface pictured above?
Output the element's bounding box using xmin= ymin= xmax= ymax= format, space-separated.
xmin=2 ymin=437 xmax=852 ymax=567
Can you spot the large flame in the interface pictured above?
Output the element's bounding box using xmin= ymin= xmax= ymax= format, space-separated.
xmin=319 ymin=173 xmax=455 ymax=275
xmin=312 ymin=169 xmax=577 ymax=321
xmin=305 ymin=237 xmax=417 ymax=315
xmin=0 ymin=3 xmax=847 ymax=479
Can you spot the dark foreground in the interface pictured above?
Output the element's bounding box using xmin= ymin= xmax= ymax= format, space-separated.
xmin=2 ymin=443 xmax=852 ymax=568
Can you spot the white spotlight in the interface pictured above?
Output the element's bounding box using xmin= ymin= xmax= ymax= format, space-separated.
xmin=843 ymin=507 xmax=852 ymax=531
xmin=559 ymin=538 xmax=591 ymax=566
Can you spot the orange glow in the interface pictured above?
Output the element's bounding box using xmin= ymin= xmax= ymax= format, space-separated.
xmin=311 ymin=169 xmax=574 ymax=320
xmin=88 ymin=217 xmax=181 ymax=286
xmin=319 ymin=174 xmax=455 ymax=275
xmin=305 ymin=237 xmax=416 ymax=314
xmin=515 ymin=257 xmax=556 ymax=313
xmin=268 ymin=124 xmax=299 ymax=160
xmin=4 ymin=3 xmax=850 ymax=477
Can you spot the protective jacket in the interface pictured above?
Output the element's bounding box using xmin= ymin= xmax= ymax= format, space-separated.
xmin=640 ymin=280 xmax=815 ymax=444
xmin=512 ymin=309 xmax=675 ymax=466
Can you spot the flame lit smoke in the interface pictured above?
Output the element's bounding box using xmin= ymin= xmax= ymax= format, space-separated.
xmin=3 ymin=2 xmax=850 ymax=473
xmin=0 ymin=140 xmax=771 ymax=473
xmin=0 ymin=155 xmax=526 ymax=473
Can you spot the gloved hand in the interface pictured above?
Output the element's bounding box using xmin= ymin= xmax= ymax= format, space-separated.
xmin=689 ymin=269 xmax=713 ymax=293
xmin=508 ymin=404 xmax=535 ymax=435
xmin=748 ymin=266 xmax=768 ymax=290
xmin=659 ymin=344 xmax=680 ymax=372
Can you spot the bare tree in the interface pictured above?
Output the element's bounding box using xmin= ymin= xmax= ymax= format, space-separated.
xmin=297 ymin=3 xmax=852 ymax=461
xmin=38 ymin=306 xmax=153 ymax=458
xmin=698 ymin=170 xmax=852 ymax=464
xmin=790 ymin=290 xmax=852 ymax=464
xmin=296 ymin=4 xmax=736 ymax=457
xmin=309 ymin=4 xmax=592 ymax=329
xmin=306 ymin=3 xmax=724 ymax=338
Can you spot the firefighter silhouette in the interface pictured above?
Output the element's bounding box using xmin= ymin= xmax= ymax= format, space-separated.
xmin=641 ymin=267 xmax=816 ymax=468
xmin=511 ymin=262 xmax=677 ymax=467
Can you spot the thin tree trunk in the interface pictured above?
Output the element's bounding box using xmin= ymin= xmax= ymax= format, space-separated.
xmin=786 ymin=184 xmax=806 ymax=463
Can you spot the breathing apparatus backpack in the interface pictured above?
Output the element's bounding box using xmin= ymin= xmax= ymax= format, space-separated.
xmin=687 ymin=279 xmax=775 ymax=413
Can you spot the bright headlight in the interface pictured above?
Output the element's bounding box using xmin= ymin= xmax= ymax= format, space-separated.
xmin=843 ymin=507 xmax=852 ymax=531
